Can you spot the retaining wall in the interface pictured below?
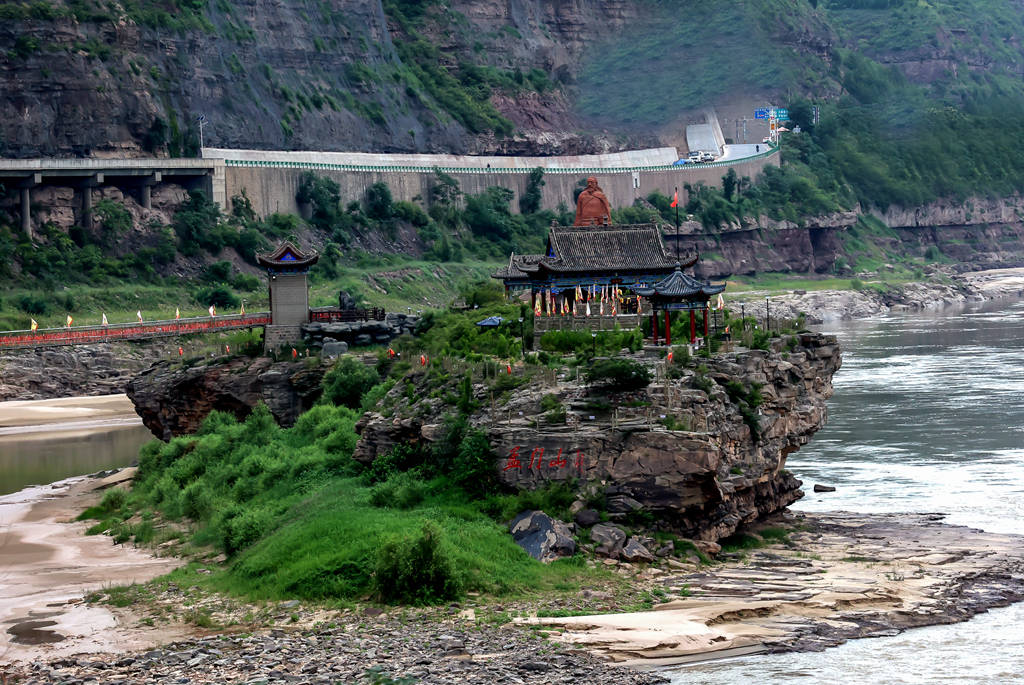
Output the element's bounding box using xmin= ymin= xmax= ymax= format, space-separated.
xmin=215 ymin=147 xmax=780 ymax=219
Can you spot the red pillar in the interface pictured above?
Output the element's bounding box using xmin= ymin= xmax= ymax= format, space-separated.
xmin=652 ymin=312 xmax=659 ymax=344
xmin=664 ymin=310 xmax=671 ymax=346
xmin=704 ymin=308 xmax=709 ymax=337
xmin=689 ymin=310 xmax=696 ymax=343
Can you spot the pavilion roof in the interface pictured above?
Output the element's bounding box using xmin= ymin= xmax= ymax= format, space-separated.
xmin=256 ymin=240 xmax=319 ymax=269
xmin=492 ymin=224 xmax=695 ymax=280
xmin=633 ymin=264 xmax=726 ymax=298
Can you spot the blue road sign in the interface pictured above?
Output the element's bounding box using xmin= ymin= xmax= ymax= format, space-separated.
xmin=754 ymin=108 xmax=770 ymax=119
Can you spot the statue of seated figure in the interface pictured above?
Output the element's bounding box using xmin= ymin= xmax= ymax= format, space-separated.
xmin=574 ymin=177 xmax=612 ymax=226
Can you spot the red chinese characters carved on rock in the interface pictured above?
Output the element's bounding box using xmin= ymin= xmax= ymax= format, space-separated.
xmin=503 ymin=446 xmax=585 ymax=472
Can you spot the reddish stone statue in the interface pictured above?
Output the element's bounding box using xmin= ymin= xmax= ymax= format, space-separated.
xmin=574 ymin=177 xmax=612 ymax=226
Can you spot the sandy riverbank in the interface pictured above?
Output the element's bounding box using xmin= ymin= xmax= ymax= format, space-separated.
xmin=522 ymin=511 xmax=1024 ymax=667
xmin=0 ymin=393 xmax=140 ymax=431
xmin=0 ymin=472 xmax=186 ymax=665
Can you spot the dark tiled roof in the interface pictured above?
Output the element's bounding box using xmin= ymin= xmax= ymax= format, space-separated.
xmin=256 ymin=240 xmax=319 ymax=268
xmin=492 ymin=224 xmax=700 ymax=281
xmin=545 ymin=224 xmax=686 ymax=273
xmin=634 ymin=264 xmax=726 ymax=298
xmin=493 ymin=254 xmax=544 ymax=279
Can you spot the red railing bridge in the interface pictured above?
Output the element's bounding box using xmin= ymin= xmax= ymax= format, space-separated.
xmin=0 ymin=312 xmax=271 ymax=350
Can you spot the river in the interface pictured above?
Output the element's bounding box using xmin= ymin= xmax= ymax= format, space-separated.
xmin=0 ymin=395 xmax=152 ymax=497
xmin=670 ymin=298 xmax=1024 ymax=683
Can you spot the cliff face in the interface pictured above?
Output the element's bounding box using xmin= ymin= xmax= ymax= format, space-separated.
xmin=0 ymin=0 xmax=643 ymax=158
xmin=355 ymin=332 xmax=842 ymax=541
xmin=127 ymin=356 xmax=325 ymax=439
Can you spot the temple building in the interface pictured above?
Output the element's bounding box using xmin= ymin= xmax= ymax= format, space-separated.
xmin=492 ymin=177 xmax=725 ymax=343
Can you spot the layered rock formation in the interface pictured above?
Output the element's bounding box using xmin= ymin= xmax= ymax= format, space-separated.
xmin=355 ymin=332 xmax=841 ymax=541
xmin=0 ymin=342 xmax=169 ymax=401
xmin=126 ymin=356 xmax=326 ymax=439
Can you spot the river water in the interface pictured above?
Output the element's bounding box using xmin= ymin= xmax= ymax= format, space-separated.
xmin=670 ymin=298 xmax=1024 ymax=683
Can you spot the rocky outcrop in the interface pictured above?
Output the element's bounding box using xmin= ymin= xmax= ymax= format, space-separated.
xmin=126 ymin=356 xmax=326 ymax=439
xmin=355 ymin=332 xmax=841 ymax=541
xmin=0 ymin=342 xmax=169 ymax=401
xmin=303 ymin=313 xmax=420 ymax=349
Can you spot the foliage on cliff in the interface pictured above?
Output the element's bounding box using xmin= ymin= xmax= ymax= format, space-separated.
xmin=80 ymin=354 xmax=601 ymax=604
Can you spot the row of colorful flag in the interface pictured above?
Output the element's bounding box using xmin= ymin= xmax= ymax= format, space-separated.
xmin=29 ymin=303 xmax=246 ymax=330
xmin=533 ymin=288 xmax=726 ymax=317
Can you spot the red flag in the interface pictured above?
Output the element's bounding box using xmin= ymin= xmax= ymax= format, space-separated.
xmin=420 ymin=354 xmax=427 ymax=367
xmin=667 ymin=350 xmax=674 ymax=363
xmin=291 ymin=348 xmax=298 ymax=359
xmin=178 ymin=346 xmax=183 ymax=356
xmin=670 ymin=190 xmax=679 ymax=208
xmin=388 ymin=347 xmax=395 ymax=358
xmin=225 ymin=344 xmax=230 ymax=354
xmin=506 ymin=364 xmax=512 ymax=374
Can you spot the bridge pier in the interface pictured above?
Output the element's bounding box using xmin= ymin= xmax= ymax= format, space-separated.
xmin=139 ymin=172 xmax=161 ymax=210
xmin=17 ymin=173 xmax=39 ymax=240
xmin=80 ymin=173 xmax=103 ymax=227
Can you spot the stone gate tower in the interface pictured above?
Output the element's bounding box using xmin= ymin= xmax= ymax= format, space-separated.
xmin=257 ymin=240 xmax=319 ymax=347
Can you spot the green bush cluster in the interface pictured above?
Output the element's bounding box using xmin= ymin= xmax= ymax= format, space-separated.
xmin=540 ymin=328 xmax=642 ymax=358
xmin=585 ymin=358 xmax=651 ymax=391
xmin=321 ymin=356 xmax=382 ymax=409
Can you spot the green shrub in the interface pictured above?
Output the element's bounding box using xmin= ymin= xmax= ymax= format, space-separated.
xmin=223 ymin=508 xmax=275 ymax=555
xmin=585 ymin=358 xmax=651 ymax=391
xmin=374 ymin=523 xmax=463 ymax=604
xmin=321 ymin=356 xmax=381 ymax=409
xmin=452 ymin=427 xmax=497 ymax=496
xmin=195 ymin=284 xmax=240 ymax=309
xmin=369 ymin=471 xmax=427 ymax=509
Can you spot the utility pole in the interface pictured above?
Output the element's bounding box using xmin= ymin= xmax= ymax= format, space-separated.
xmin=196 ymin=114 xmax=207 ymax=155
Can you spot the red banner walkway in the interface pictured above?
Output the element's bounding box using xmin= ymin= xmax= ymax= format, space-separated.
xmin=0 ymin=313 xmax=271 ymax=350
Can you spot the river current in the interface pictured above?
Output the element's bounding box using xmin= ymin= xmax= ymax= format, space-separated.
xmin=670 ymin=298 xmax=1024 ymax=683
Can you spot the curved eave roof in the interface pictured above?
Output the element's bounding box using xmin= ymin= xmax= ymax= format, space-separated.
xmin=256 ymin=240 xmax=320 ymax=268
xmin=634 ymin=266 xmax=726 ymax=298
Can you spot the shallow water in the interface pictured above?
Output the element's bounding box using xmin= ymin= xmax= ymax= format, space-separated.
xmin=670 ymin=298 xmax=1024 ymax=684
xmin=0 ymin=422 xmax=152 ymax=497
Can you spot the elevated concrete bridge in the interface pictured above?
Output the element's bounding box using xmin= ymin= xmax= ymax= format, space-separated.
xmin=0 ymin=157 xmax=225 ymax=240
xmin=0 ymin=144 xmax=778 ymax=234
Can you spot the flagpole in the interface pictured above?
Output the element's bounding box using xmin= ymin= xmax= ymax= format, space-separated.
xmin=674 ymin=186 xmax=680 ymax=262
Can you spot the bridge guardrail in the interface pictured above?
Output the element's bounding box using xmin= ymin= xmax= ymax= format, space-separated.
xmin=223 ymin=145 xmax=780 ymax=175
xmin=0 ymin=313 xmax=271 ymax=350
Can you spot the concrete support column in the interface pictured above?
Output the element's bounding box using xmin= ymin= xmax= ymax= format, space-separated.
xmin=140 ymin=171 xmax=161 ymax=210
xmin=20 ymin=187 xmax=31 ymax=237
xmin=17 ymin=173 xmax=40 ymax=241
xmin=80 ymin=173 xmax=103 ymax=227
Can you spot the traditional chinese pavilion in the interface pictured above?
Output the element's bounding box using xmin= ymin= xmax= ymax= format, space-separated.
xmin=634 ymin=264 xmax=726 ymax=344
xmin=492 ymin=178 xmax=725 ymax=342
xmin=257 ymin=240 xmax=319 ymax=345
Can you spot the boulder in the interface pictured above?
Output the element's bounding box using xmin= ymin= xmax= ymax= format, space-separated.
xmin=813 ymin=484 xmax=837 ymax=493
xmin=590 ymin=523 xmax=627 ymax=558
xmin=574 ymin=508 xmax=601 ymax=528
xmin=509 ymin=511 xmax=576 ymax=563
xmin=621 ymin=537 xmax=655 ymax=563
xmin=691 ymin=539 xmax=722 ymax=558
xmin=353 ymin=334 xmax=373 ymax=346
xmin=321 ymin=341 xmax=349 ymax=358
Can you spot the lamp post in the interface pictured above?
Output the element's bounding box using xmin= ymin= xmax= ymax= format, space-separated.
xmin=591 ymin=332 xmax=597 ymax=358
xmin=518 ymin=317 xmax=525 ymax=358
xmin=765 ymin=297 xmax=770 ymax=332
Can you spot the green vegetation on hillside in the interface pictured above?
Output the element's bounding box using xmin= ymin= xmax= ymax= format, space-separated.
xmin=79 ymin=347 xmax=606 ymax=603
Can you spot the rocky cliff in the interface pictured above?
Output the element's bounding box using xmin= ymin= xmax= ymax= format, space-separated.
xmin=355 ymin=332 xmax=841 ymax=541
xmin=126 ymin=355 xmax=326 ymax=439
xmin=0 ymin=342 xmax=170 ymax=401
